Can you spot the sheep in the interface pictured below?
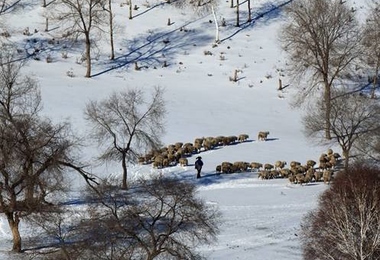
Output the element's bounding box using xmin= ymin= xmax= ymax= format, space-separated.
xmin=221 ymin=162 xmax=234 ymax=173
xmin=323 ymin=169 xmax=333 ymax=184
xmin=257 ymin=131 xmax=270 ymax=141
xmin=216 ymin=165 xmax=221 ymax=173
xmin=319 ymin=153 xmax=329 ymax=163
xmin=205 ymin=137 xmax=218 ymax=147
xmin=314 ymin=171 xmax=322 ymax=182
xmin=153 ymin=155 xmax=164 ymax=168
xmin=287 ymin=174 xmax=295 ymax=184
xmin=305 ymin=168 xmax=315 ymax=182
xmin=221 ymin=136 xmax=237 ymax=146
xmin=295 ymin=173 xmax=307 ymax=185
xmin=202 ymin=139 xmax=213 ymax=151
xmin=258 ymin=170 xmax=271 ymax=179
xmin=290 ymin=161 xmax=301 ymax=169
xmin=274 ymin=160 xmax=287 ymax=170
xmin=238 ymin=134 xmax=249 ymax=142
xmin=250 ymin=162 xmax=263 ymax=172
xmin=215 ymin=136 xmax=225 ymax=146
xmin=194 ymin=138 xmax=204 ymax=146
xmin=167 ymin=144 xmax=176 ymax=153
xmin=174 ymin=142 xmax=183 ymax=150
xmin=178 ymin=157 xmax=188 ymax=167
xmin=182 ymin=143 xmax=195 ymax=155
xmin=162 ymin=158 xmax=170 ymax=167
xmin=167 ymin=153 xmax=177 ymax=166
xmin=193 ymin=142 xmax=202 ymax=153
xmin=233 ymin=161 xmax=250 ymax=172
xmin=306 ymin=160 xmax=316 ymax=169
xmin=319 ymin=161 xmax=332 ymax=171
xmin=269 ymin=170 xmax=280 ymax=179
xmin=328 ymin=154 xmax=337 ymax=168
xmin=264 ymin=163 xmax=274 ymax=171
xmin=280 ymin=168 xmax=291 ymax=178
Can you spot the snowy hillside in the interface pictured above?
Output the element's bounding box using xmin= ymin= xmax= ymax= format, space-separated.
xmin=0 ymin=0 xmax=366 ymax=259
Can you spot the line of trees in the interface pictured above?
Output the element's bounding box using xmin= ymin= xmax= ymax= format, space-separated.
xmin=281 ymin=0 xmax=380 ymax=168
xmin=1 ymin=0 xmax=257 ymax=78
xmin=283 ymin=2 xmax=380 ymax=258
xmin=0 ymin=46 xmax=220 ymax=257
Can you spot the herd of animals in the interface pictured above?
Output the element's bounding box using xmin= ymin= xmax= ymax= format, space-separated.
xmin=138 ymin=131 xmax=342 ymax=184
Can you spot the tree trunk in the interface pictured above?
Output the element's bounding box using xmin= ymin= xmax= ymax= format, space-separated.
xmin=85 ymin=33 xmax=91 ymax=78
xmin=109 ymin=0 xmax=115 ymax=60
xmin=324 ymin=81 xmax=332 ymax=140
xmin=45 ymin=17 xmax=49 ymax=32
xmin=211 ymin=6 xmax=219 ymax=43
xmin=247 ymin=0 xmax=251 ymax=22
xmin=230 ymin=0 xmax=233 ymax=8
xmin=121 ymin=152 xmax=128 ymax=189
xmin=6 ymin=212 xmax=22 ymax=252
xmin=129 ymin=0 xmax=133 ymax=19
xmin=343 ymin=149 xmax=349 ymax=171
xmin=236 ymin=0 xmax=240 ymax=27
xmin=371 ymin=64 xmax=379 ymax=99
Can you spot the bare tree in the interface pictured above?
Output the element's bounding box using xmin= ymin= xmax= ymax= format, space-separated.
xmin=84 ymin=87 xmax=166 ymax=189
xmin=103 ymin=0 xmax=115 ymax=60
xmin=236 ymin=0 xmax=239 ymax=27
xmin=301 ymin=164 xmax=380 ymax=259
xmin=303 ymin=89 xmax=380 ymax=170
xmin=362 ymin=1 xmax=380 ymax=98
xmin=0 ymin=48 xmax=80 ymax=252
xmin=280 ymin=0 xmax=360 ymax=139
xmin=57 ymin=176 xmax=220 ymax=260
xmin=56 ymin=0 xmax=107 ymax=77
xmin=247 ymin=0 xmax=251 ymax=23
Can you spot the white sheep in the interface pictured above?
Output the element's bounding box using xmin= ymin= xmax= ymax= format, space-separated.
xmin=257 ymin=131 xmax=270 ymax=141
xmin=264 ymin=163 xmax=274 ymax=171
xmin=178 ymin=157 xmax=188 ymax=166
xmin=250 ymin=162 xmax=263 ymax=172
xmin=274 ymin=160 xmax=287 ymax=170
xmin=238 ymin=134 xmax=249 ymax=142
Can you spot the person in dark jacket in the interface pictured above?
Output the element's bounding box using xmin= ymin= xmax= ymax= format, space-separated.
xmin=195 ymin=156 xmax=203 ymax=178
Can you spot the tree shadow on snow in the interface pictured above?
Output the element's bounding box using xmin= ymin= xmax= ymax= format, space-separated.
xmin=92 ymin=17 xmax=213 ymax=77
xmin=219 ymin=0 xmax=293 ymax=43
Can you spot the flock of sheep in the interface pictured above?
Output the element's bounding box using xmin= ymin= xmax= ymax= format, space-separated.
xmin=137 ymin=133 xmax=253 ymax=169
xmin=139 ymin=131 xmax=341 ymax=185
xmin=215 ymin=148 xmax=342 ymax=185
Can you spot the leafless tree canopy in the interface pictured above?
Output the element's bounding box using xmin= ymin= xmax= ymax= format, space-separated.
xmin=87 ymin=177 xmax=220 ymax=259
xmin=302 ymin=89 xmax=380 ymax=169
xmin=28 ymin=176 xmax=220 ymax=260
xmin=0 ymin=48 xmax=78 ymax=252
xmin=281 ymin=0 xmax=360 ymax=139
xmin=84 ymin=86 xmax=166 ymax=189
xmin=301 ymin=165 xmax=380 ymax=259
xmin=55 ymin=0 xmax=107 ymax=77
xmin=362 ymin=0 xmax=380 ymax=98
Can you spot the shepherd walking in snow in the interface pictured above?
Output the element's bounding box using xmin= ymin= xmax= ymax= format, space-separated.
xmin=195 ymin=156 xmax=203 ymax=179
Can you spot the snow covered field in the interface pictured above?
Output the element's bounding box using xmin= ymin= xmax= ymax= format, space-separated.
xmin=0 ymin=0 xmax=364 ymax=258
